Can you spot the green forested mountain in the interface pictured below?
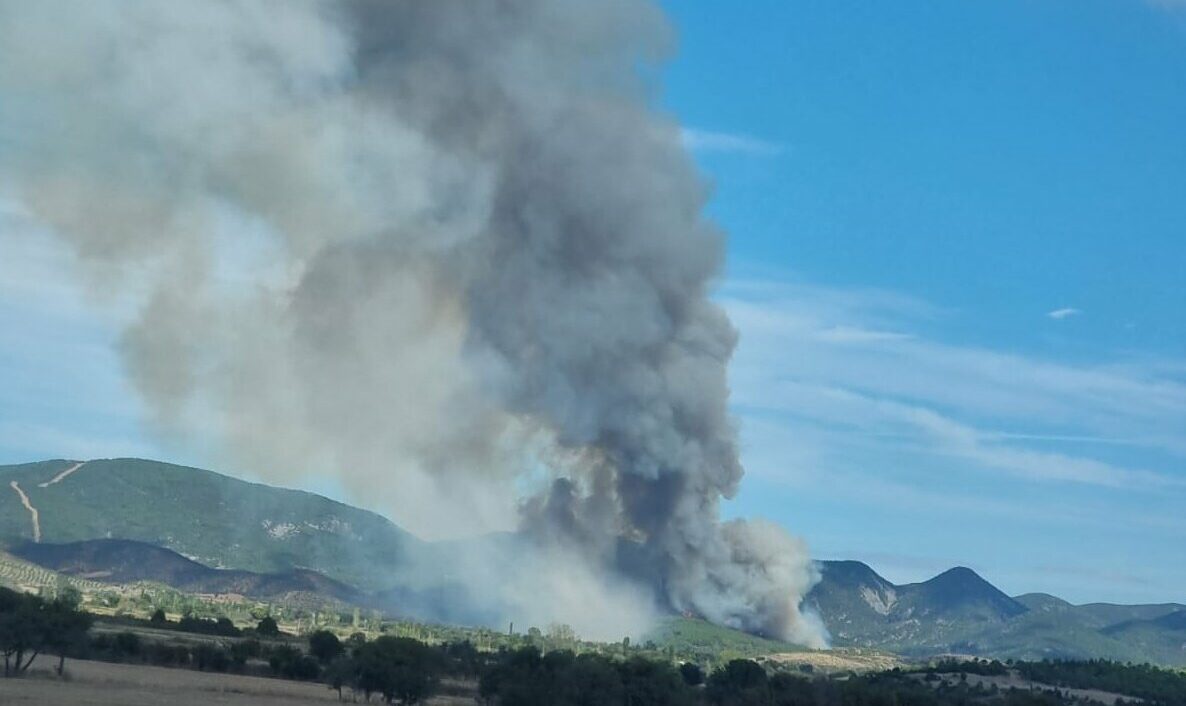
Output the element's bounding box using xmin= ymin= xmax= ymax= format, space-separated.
xmin=3 ymin=458 xmax=1183 ymax=666
xmin=0 ymin=458 xmax=421 ymax=590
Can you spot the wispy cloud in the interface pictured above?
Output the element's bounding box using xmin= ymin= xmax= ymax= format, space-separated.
xmin=681 ymin=128 xmax=784 ymax=156
xmin=1047 ymin=307 xmax=1082 ymax=320
xmin=722 ymin=277 xmax=1186 ymax=491
xmin=721 ymin=275 xmax=1186 ymax=601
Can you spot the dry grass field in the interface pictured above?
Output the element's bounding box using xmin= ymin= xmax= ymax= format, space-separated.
xmin=0 ymin=655 xmax=476 ymax=705
xmin=905 ymin=671 xmax=1142 ymax=706
xmin=765 ymin=649 xmax=903 ymax=673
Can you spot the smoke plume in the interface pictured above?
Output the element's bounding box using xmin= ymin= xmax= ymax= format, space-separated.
xmin=0 ymin=0 xmax=824 ymax=645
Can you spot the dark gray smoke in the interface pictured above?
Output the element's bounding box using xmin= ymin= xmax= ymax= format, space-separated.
xmin=0 ymin=0 xmax=824 ymax=645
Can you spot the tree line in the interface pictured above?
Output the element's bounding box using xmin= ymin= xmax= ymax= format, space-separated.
xmin=0 ymin=586 xmax=92 ymax=677
xmin=5 ymin=587 xmax=1182 ymax=706
xmin=1014 ymin=660 xmax=1186 ymax=706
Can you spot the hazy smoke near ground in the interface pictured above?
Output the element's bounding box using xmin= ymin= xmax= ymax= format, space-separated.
xmin=0 ymin=0 xmax=824 ymax=645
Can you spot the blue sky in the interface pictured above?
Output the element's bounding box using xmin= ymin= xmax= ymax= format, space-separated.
xmin=2 ymin=0 xmax=1184 ymax=604
xmin=659 ymin=0 xmax=1186 ymax=603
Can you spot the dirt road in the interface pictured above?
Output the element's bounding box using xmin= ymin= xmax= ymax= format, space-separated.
xmin=8 ymin=481 xmax=40 ymax=542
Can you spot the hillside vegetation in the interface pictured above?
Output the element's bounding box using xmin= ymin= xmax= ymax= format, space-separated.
xmin=808 ymin=559 xmax=1186 ymax=665
xmin=3 ymin=457 xmax=1185 ymax=668
xmin=0 ymin=459 xmax=421 ymax=590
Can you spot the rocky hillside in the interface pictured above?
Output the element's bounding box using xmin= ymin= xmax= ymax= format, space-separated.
xmin=808 ymin=559 xmax=1186 ymax=663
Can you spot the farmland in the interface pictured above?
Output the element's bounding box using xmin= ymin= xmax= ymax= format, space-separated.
xmin=0 ymin=655 xmax=476 ymax=705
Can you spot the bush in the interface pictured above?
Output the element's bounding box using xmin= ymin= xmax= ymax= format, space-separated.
xmin=479 ymin=645 xmax=695 ymax=706
xmin=192 ymin=643 xmax=231 ymax=672
xmin=177 ymin=615 xmax=241 ymax=637
xmin=356 ymin=636 xmax=442 ymax=704
xmin=256 ymin=616 xmax=280 ymax=637
xmin=309 ymin=629 xmax=344 ymax=664
xmin=114 ymin=631 xmax=141 ymax=657
xmin=229 ymin=639 xmax=261 ymax=670
xmin=707 ymin=659 xmax=769 ymax=706
xmin=146 ymin=641 xmax=190 ymax=667
xmin=268 ymin=644 xmax=320 ymax=680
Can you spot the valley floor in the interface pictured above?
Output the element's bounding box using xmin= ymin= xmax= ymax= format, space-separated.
xmin=0 ymin=655 xmax=476 ymax=706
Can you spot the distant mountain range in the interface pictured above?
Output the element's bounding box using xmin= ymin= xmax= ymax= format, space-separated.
xmin=2 ymin=458 xmax=1183 ymax=665
xmin=807 ymin=560 xmax=1186 ymax=665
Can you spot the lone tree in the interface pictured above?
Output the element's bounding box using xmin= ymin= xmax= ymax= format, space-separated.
xmin=324 ymin=654 xmax=359 ymax=701
xmin=43 ymin=588 xmax=92 ymax=676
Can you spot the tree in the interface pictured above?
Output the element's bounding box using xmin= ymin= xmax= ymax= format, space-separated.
xmin=114 ymin=631 xmax=141 ymax=657
xmin=215 ymin=617 xmax=240 ymax=636
xmin=560 ymin=653 xmax=623 ymax=706
xmin=325 ymin=655 xmax=359 ymax=701
xmin=620 ymin=656 xmax=694 ymax=706
xmin=256 ymin=615 xmax=280 ymax=637
xmin=0 ymin=588 xmax=93 ymax=678
xmin=445 ymin=640 xmax=481 ymax=678
xmin=546 ymin=623 xmax=576 ymax=645
xmin=309 ymin=629 xmax=345 ymax=664
xmin=269 ymin=644 xmax=320 ymax=680
xmin=0 ymin=588 xmax=45 ymax=677
xmin=43 ymin=590 xmax=92 ymax=676
xmin=706 ymin=659 xmax=770 ymax=706
xmin=150 ymin=608 xmax=168 ymax=626
xmin=478 ymin=646 xmax=694 ymax=706
xmin=229 ymin=639 xmax=260 ymax=671
xmin=356 ymin=636 xmax=442 ymax=704
xmin=193 ymin=642 xmax=231 ymax=672
xmin=680 ymin=662 xmax=705 ymax=687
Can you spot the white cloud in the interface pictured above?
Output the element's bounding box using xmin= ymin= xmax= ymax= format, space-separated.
xmin=680 ymin=128 xmax=784 ymax=156
xmin=723 ymin=277 xmax=1186 ymax=493
xmin=813 ymin=325 xmax=913 ymax=344
xmin=1047 ymin=307 xmax=1081 ymax=320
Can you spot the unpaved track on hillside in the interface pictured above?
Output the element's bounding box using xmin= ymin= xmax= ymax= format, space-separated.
xmin=8 ymin=480 xmax=40 ymax=542
xmin=0 ymin=656 xmax=475 ymax=705
xmin=39 ymin=461 xmax=86 ymax=487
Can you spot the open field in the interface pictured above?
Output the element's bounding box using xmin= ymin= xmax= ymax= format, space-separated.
xmin=765 ymin=649 xmax=904 ymax=673
xmin=907 ymin=671 xmax=1143 ymax=706
xmin=0 ymin=656 xmax=476 ymax=706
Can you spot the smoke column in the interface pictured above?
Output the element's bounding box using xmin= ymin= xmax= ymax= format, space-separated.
xmin=0 ymin=0 xmax=825 ymax=645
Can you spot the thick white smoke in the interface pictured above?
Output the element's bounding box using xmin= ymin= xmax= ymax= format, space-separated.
xmin=0 ymin=0 xmax=824 ymax=646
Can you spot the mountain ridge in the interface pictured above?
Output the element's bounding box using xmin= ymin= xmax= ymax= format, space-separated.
xmin=3 ymin=458 xmax=1183 ymax=665
xmin=808 ymin=558 xmax=1185 ymax=663
xmin=10 ymin=538 xmax=364 ymax=604
xmin=0 ymin=458 xmax=422 ymax=590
